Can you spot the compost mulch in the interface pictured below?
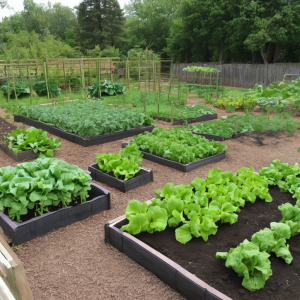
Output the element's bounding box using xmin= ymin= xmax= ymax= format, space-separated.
xmin=134 ymin=186 xmax=298 ymax=300
xmin=0 ymin=109 xmax=300 ymax=300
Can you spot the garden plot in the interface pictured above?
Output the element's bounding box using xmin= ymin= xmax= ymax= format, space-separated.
xmin=88 ymin=144 xmax=153 ymax=192
xmin=3 ymin=122 xmax=300 ymax=300
xmin=1 ymin=127 xmax=61 ymax=161
xmin=0 ymin=158 xmax=110 ymax=244
xmin=14 ymin=101 xmax=155 ymax=146
xmin=190 ymin=113 xmax=299 ymax=141
xmin=106 ymin=162 xmax=300 ymax=300
xmin=122 ymin=127 xmax=227 ymax=172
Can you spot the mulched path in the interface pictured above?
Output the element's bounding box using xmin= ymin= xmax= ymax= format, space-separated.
xmin=136 ymin=186 xmax=299 ymax=300
xmin=0 ymin=109 xmax=299 ymax=299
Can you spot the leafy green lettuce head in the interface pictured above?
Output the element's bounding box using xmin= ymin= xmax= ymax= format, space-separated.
xmin=216 ymin=240 xmax=272 ymax=292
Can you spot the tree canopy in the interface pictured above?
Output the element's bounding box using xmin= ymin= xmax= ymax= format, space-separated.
xmin=0 ymin=0 xmax=300 ymax=63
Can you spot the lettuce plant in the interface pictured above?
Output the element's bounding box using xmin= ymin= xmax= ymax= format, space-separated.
xmin=130 ymin=127 xmax=227 ymax=164
xmin=3 ymin=127 xmax=61 ymax=158
xmin=251 ymin=222 xmax=292 ymax=264
xmin=96 ymin=144 xmax=142 ymax=181
xmin=122 ymin=167 xmax=272 ymax=244
xmin=216 ymin=240 xmax=272 ymax=292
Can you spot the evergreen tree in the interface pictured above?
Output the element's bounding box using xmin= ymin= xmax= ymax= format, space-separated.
xmin=77 ymin=0 xmax=125 ymax=52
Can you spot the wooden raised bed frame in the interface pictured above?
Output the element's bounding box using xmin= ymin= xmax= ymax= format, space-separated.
xmin=14 ymin=115 xmax=155 ymax=147
xmin=122 ymin=140 xmax=226 ymax=172
xmin=105 ymin=214 xmax=231 ymax=300
xmin=0 ymin=183 xmax=111 ymax=245
xmin=88 ymin=164 xmax=153 ymax=193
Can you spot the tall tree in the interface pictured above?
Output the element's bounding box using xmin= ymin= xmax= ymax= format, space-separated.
xmin=77 ymin=0 xmax=125 ymax=52
xmin=241 ymin=0 xmax=300 ymax=64
xmin=125 ymin=0 xmax=180 ymax=55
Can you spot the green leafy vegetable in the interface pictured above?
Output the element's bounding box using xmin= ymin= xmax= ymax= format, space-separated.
xmin=251 ymin=222 xmax=292 ymax=264
xmin=88 ymin=81 xmax=126 ymax=98
xmin=130 ymin=127 xmax=227 ymax=164
xmin=183 ymin=66 xmax=220 ymax=73
xmin=33 ymin=81 xmax=61 ymax=97
xmin=0 ymin=81 xmax=30 ymax=98
xmin=20 ymin=101 xmax=152 ymax=138
xmin=0 ymin=158 xmax=91 ymax=222
xmin=96 ymin=144 xmax=143 ymax=181
xmin=216 ymin=240 xmax=272 ymax=292
xmin=122 ymin=167 xmax=271 ymax=244
xmin=3 ymin=127 xmax=61 ymax=158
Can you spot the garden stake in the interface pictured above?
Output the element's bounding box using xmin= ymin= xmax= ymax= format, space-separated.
xmin=10 ymin=58 xmax=19 ymax=107
xmin=144 ymin=49 xmax=147 ymax=114
xmin=62 ymin=58 xmax=67 ymax=98
xmin=153 ymin=53 xmax=156 ymax=91
xmin=16 ymin=51 xmax=22 ymax=82
xmin=69 ymin=70 xmax=71 ymax=99
xmin=127 ymin=60 xmax=130 ymax=90
xmin=138 ymin=56 xmax=140 ymax=90
xmin=6 ymin=65 xmax=10 ymax=104
xmin=43 ymin=62 xmax=50 ymax=103
xmin=235 ymin=122 xmax=237 ymax=135
xmin=99 ymin=60 xmax=102 ymax=98
xmin=45 ymin=53 xmax=51 ymax=103
xmin=26 ymin=53 xmax=32 ymax=105
xmin=110 ymin=59 xmax=113 ymax=83
xmin=157 ymin=57 xmax=161 ymax=114
xmin=216 ymin=72 xmax=219 ymax=99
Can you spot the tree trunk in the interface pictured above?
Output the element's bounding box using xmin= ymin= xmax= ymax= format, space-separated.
xmin=252 ymin=52 xmax=256 ymax=64
xmin=266 ymin=43 xmax=273 ymax=62
xmin=260 ymin=48 xmax=268 ymax=64
xmin=205 ymin=45 xmax=210 ymax=62
xmin=220 ymin=38 xmax=224 ymax=64
xmin=273 ymin=43 xmax=281 ymax=63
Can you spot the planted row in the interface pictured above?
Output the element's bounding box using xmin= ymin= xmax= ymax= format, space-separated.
xmin=121 ymin=167 xmax=272 ymax=243
xmin=216 ymin=160 xmax=300 ymax=292
xmin=191 ymin=113 xmax=299 ymax=138
xmin=129 ymin=127 xmax=227 ymax=164
xmin=19 ymin=101 xmax=153 ymax=138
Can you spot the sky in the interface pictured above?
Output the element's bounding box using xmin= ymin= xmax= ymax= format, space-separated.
xmin=0 ymin=0 xmax=130 ymax=19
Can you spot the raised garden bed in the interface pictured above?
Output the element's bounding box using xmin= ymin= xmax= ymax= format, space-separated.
xmin=0 ymin=183 xmax=110 ymax=245
xmin=150 ymin=113 xmax=217 ymax=125
xmin=14 ymin=115 xmax=155 ymax=147
xmin=122 ymin=140 xmax=226 ymax=172
xmin=88 ymin=163 xmax=153 ymax=192
xmin=0 ymin=144 xmax=39 ymax=162
xmin=105 ymin=186 xmax=299 ymax=300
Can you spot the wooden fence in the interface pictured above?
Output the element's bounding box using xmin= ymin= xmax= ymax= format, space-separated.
xmin=173 ymin=63 xmax=300 ymax=88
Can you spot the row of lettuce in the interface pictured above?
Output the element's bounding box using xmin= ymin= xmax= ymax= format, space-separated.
xmin=121 ymin=160 xmax=300 ymax=292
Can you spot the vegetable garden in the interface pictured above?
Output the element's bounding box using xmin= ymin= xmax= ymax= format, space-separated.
xmin=0 ymin=58 xmax=300 ymax=300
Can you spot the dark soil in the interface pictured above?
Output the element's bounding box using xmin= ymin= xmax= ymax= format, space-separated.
xmin=135 ymin=186 xmax=300 ymax=300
